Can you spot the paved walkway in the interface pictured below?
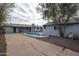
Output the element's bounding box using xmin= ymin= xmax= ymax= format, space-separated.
xmin=4 ymin=33 xmax=79 ymax=56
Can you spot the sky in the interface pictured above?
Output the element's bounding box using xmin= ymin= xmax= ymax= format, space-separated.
xmin=6 ymin=3 xmax=47 ymax=26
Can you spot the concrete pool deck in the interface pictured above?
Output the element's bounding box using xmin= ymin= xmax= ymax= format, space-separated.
xmin=0 ymin=33 xmax=79 ymax=56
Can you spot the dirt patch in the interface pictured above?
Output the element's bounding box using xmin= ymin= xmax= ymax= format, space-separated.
xmin=36 ymin=36 xmax=79 ymax=52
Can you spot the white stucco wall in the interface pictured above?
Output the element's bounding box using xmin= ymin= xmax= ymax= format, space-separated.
xmin=4 ymin=27 xmax=14 ymax=33
xmin=43 ymin=26 xmax=60 ymax=36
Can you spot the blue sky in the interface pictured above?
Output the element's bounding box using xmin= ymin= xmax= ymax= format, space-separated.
xmin=6 ymin=3 xmax=47 ymax=26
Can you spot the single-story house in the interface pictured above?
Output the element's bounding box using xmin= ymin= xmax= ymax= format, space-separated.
xmin=4 ymin=23 xmax=42 ymax=33
xmin=43 ymin=21 xmax=79 ymax=39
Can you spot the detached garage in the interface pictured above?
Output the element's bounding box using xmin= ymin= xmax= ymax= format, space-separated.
xmin=4 ymin=23 xmax=32 ymax=33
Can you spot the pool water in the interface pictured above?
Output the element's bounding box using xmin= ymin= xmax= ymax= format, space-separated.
xmin=26 ymin=32 xmax=48 ymax=37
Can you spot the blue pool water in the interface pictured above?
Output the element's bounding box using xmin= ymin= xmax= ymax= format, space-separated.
xmin=26 ymin=32 xmax=48 ymax=37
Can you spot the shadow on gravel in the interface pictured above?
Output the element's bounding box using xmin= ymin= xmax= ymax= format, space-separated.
xmin=36 ymin=36 xmax=79 ymax=53
xmin=0 ymin=34 xmax=7 ymax=56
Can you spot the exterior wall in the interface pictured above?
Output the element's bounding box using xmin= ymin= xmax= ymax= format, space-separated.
xmin=43 ymin=24 xmax=79 ymax=39
xmin=4 ymin=26 xmax=32 ymax=33
xmin=43 ymin=26 xmax=60 ymax=36
xmin=4 ymin=27 xmax=14 ymax=33
xmin=17 ymin=27 xmax=31 ymax=33
xmin=16 ymin=27 xmax=19 ymax=33
xmin=64 ymin=24 xmax=79 ymax=39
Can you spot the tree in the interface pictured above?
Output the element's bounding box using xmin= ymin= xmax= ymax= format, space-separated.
xmin=37 ymin=3 xmax=77 ymax=37
xmin=0 ymin=3 xmax=14 ymax=33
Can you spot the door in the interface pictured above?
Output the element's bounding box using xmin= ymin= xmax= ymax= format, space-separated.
xmin=14 ymin=27 xmax=16 ymax=33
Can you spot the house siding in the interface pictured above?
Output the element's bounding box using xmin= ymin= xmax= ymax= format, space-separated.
xmin=43 ymin=24 xmax=79 ymax=39
xmin=43 ymin=26 xmax=60 ymax=36
xmin=4 ymin=27 xmax=14 ymax=33
xmin=16 ymin=27 xmax=19 ymax=33
xmin=64 ymin=24 xmax=79 ymax=39
xmin=4 ymin=27 xmax=33 ymax=33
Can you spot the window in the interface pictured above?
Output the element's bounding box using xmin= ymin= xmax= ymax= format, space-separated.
xmin=54 ymin=26 xmax=57 ymax=30
xmin=37 ymin=27 xmax=39 ymax=29
xmin=44 ymin=26 xmax=46 ymax=29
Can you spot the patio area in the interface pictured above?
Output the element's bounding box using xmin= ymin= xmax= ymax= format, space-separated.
xmin=0 ymin=33 xmax=79 ymax=56
xmin=5 ymin=33 xmax=63 ymax=56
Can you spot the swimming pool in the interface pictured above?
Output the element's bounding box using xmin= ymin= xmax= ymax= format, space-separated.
xmin=24 ymin=32 xmax=49 ymax=37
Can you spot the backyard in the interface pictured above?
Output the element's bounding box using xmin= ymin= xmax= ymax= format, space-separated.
xmin=0 ymin=33 xmax=79 ymax=56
